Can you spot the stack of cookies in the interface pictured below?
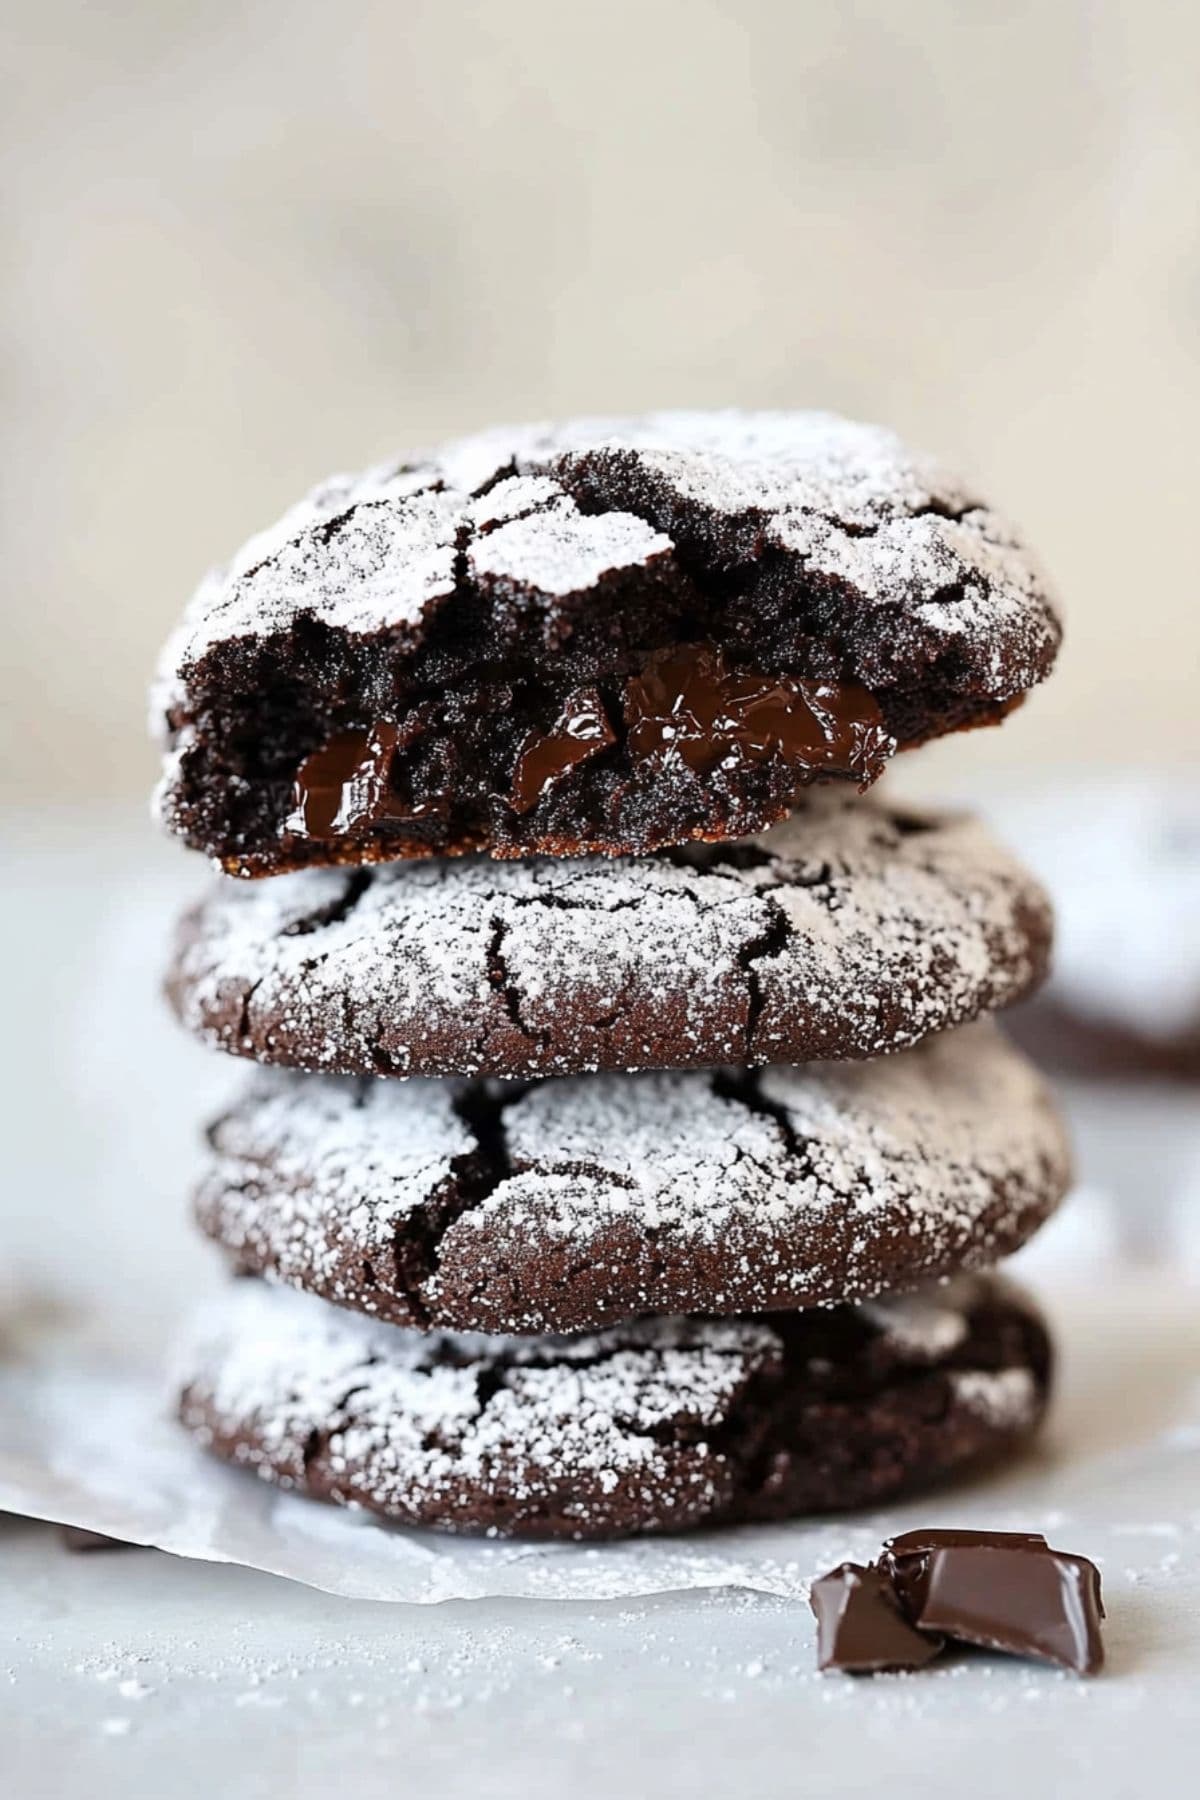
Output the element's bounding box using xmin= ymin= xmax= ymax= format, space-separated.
xmin=153 ymin=412 xmax=1070 ymax=1540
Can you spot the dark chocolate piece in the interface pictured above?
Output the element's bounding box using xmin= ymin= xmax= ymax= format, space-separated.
xmin=810 ymin=1563 xmax=944 ymax=1673
xmin=625 ymin=645 xmax=893 ymax=786
xmin=880 ymin=1529 xmax=1105 ymax=1674
xmin=286 ymin=720 xmax=446 ymax=840
xmin=510 ymin=686 xmax=616 ymax=813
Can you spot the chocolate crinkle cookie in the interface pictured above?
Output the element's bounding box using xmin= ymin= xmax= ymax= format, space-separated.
xmin=178 ymin=1273 xmax=1052 ymax=1540
xmin=151 ymin=411 xmax=1061 ymax=875
xmin=994 ymin=778 xmax=1200 ymax=1081
xmin=167 ymin=791 xmax=1052 ymax=1079
xmin=193 ymin=1022 xmax=1071 ymax=1336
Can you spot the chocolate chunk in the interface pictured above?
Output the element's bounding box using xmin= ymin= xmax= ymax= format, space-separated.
xmin=810 ymin=1563 xmax=945 ymax=1674
xmin=510 ymin=686 xmax=616 ymax=813
xmin=286 ymin=722 xmax=403 ymax=839
xmin=624 ymin=644 xmax=894 ymax=787
xmin=60 ymin=1526 xmax=133 ymax=1553
xmin=286 ymin=720 xmax=445 ymax=840
xmin=880 ymin=1529 xmax=1105 ymax=1674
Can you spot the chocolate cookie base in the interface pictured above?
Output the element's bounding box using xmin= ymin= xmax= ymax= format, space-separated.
xmin=167 ymin=795 xmax=1052 ymax=1080
xmin=193 ymin=1024 xmax=1070 ymax=1336
xmin=179 ymin=1274 xmax=1052 ymax=1540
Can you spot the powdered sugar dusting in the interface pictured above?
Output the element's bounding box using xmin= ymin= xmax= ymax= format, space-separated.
xmin=152 ymin=408 xmax=1059 ymax=727
xmin=177 ymin=1272 xmax=1046 ymax=1537
xmin=468 ymin=494 xmax=671 ymax=597
xmin=495 ymin=1024 xmax=1062 ymax=1243
xmin=199 ymin=1077 xmax=475 ymax=1282
xmin=169 ymin=791 xmax=1051 ymax=1078
xmin=194 ymin=1022 xmax=1070 ymax=1331
xmin=180 ymin=1282 xmax=779 ymax=1534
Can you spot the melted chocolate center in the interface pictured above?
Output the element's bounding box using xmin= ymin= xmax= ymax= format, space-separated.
xmin=286 ymin=721 xmax=440 ymax=840
xmin=509 ymin=687 xmax=616 ymax=815
xmin=624 ymin=644 xmax=894 ymax=785
xmin=286 ymin=723 xmax=400 ymax=839
xmin=285 ymin=641 xmax=895 ymax=844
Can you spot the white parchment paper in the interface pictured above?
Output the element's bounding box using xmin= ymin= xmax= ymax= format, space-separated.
xmin=3 ymin=1204 xmax=1199 ymax=1603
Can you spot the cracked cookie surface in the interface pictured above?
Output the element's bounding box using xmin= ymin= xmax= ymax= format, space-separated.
xmin=151 ymin=410 xmax=1060 ymax=874
xmin=193 ymin=1022 xmax=1071 ymax=1335
xmin=167 ymin=792 xmax=1052 ymax=1078
xmin=178 ymin=1272 xmax=1052 ymax=1539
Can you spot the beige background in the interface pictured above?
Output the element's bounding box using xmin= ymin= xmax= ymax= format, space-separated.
xmin=3 ymin=0 xmax=1197 ymax=806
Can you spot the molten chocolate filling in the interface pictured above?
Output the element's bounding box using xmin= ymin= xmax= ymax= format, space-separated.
xmin=286 ymin=722 xmax=441 ymax=841
xmin=510 ymin=686 xmax=616 ymax=815
xmin=624 ymin=645 xmax=894 ymax=784
xmin=285 ymin=642 xmax=896 ymax=843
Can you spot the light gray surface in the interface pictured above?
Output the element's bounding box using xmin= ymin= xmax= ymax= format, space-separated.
xmin=2 ymin=1508 xmax=1196 ymax=1800
xmin=2 ymin=805 xmax=1200 ymax=1797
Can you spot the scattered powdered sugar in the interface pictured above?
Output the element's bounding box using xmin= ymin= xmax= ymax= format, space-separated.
xmin=152 ymin=408 xmax=1059 ymax=727
xmin=170 ymin=790 xmax=1051 ymax=1077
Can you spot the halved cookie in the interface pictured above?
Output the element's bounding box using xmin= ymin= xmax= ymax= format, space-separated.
xmin=152 ymin=411 xmax=1060 ymax=875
